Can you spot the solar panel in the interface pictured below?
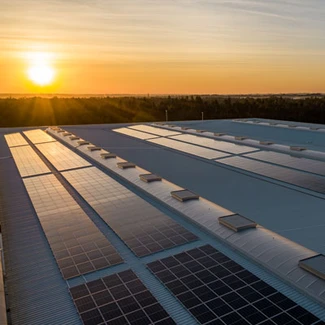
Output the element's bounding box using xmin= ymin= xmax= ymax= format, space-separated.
xmin=129 ymin=125 xmax=181 ymax=137
xmin=147 ymin=245 xmax=322 ymax=325
xmin=148 ymin=138 xmax=229 ymax=160
xmin=69 ymin=269 xmax=176 ymax=325
xmin=9 ymin=145 xmax=51 ymax=177
xmin=245 ymin=151 xmax=325 ymax=177
xmin=62 ymin=167 xmax=198 ymax=257
xmin=23 ymin=129 xmax=56 ymax=144
xmin=36 ymin=141 xmax=92 ymax=171
xmin=113 ymin=127 xmax=159 ymax=140
xmin=23 ymin=174 xmax=123 ymax=279
xmin=299 ymin=255 xmax=325 ymax=280
xmin=4 ymin=133 xmax=28 ymax=147
xmin=218 ymin=156 xmax=325 ymax=194
xmin=170 ymin=134 xmax=257 ymax=155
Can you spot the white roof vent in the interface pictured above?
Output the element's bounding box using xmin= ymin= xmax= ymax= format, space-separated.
xmin=310 ymin=127 xmax=320 ymax=130
xmin=63 ymin=132 xmax=73 ymax=137
xmin=171 ymin=189 xmax=199 ymax=202
xmin=117 ymin=162 xmax=136 ymax=169
xmin=235 ymin=136 xmax=247 ymax=141
xmin=219 ymin=215 xmax=257 ymax=232
xmin=290 ymin=146 xmax=306 ymax=152
xmin=87 ymin=146 xmax=101 ymax=152
xmin=299 ymin=254 xmax=325 ymax=280
xmin=288 ymin=125 xmax=297 ymax=128
xmin=259 ymin=141 xmax=274 ymax=145
xmin=196 ymin=130 xmax=205 ymax=133
xmin=100 ymin=153 xmax=116 ymax=159
xmin=269 ymin=122 xmax=278 ymax=126
xmin=139 ymin=174 xmax=162 ymax=183
xmin=57 ymin=130 xmax=66 ymax=133
xmin=77 ymin=140 xmax=90 ymax=145
xmin=69 ymin=136 xmax=80 ymax=140
xmin=181 ymin=127 xmax=190 ymax=130
xmin=214 ymin=132 xmax=226 ymax=136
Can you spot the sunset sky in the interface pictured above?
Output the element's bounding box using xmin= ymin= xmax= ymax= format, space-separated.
xmin=1 ymin=0 xmax=325 ymax=94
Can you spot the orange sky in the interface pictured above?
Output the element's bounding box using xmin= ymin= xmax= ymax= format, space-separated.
xmin=1 ymin=0 xmax=325 ymax=94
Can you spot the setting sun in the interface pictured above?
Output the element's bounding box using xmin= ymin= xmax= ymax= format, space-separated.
xmin=28 ymin=65 xmax=55 ymax=86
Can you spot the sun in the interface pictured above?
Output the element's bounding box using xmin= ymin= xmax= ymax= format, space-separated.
xmin=26 ymin=51 xmax=56 ymax=86
xmin=28 ymin=65 xmax=55 ymax=86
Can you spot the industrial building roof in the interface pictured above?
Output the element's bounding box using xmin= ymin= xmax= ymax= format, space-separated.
xmin=1 ymin=118 xmax=325 ymax=325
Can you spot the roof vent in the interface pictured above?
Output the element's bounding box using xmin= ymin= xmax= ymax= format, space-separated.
xmin=299 ymin=254 xmax=325 ymax=280
xmin=269 ymin=122 xmax=278 ymax=126
xmin=288 ymin=125 xmax=297 ymax=128
xmin=139 ymin=173 xmax=162 ymax=183
xmin=100 ymin=153 xmax=116 ymax=159
xmin=219 ymin=215 xmax=257 ymax=232
xmin=235 ymin=136 xmax=247 ymax=141
xmin=259 ymin=141 xmax=274 ymax=145
xmin=171 ymin=189 xmax=199 ymax=202
xmin=77 ymin=140 xmax=90 ymax=145
xmin=87 ymin=146 xmax=101 ymax=152
xmin=290 ymin=146 xmax=306 ymax=152
xmin=214 ymin=132 xmax=226 ymax=136
xmin=310 ymin=127 xmax=319 ymax=130
xmin=69 ymin=136 xmax=80 ymax=140
xmin=117 ymin=162 xmax=136 ymax=169
xmin=57 ymin=130 xmax=66 ymax=133
xmin=181 ymin=127 xmax=190 ymax=130
xmin=63 ymin=132 xmax=73 ymax=137
xmin=196 ymin=130 xmax=205 ymax=133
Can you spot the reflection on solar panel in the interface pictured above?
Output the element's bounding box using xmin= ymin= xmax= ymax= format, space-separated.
xmin=36 ymin=141 xmax=92 ymax=171
xmin=69 ymin=269 xmax=176 ymax=325
xmin=170 ymin=134 xmax=257 ymax=155
xmin=218 ymin=156 xmax=325 ymax=194
xmin=23 ymin=174 xmax=123 ymax=279
xmin=62 ymin=167 xmax=198 ymax=257
xmin=113 ymin=127 xmax=159 ymax=140
xmin=147 ymin=245 xmax=321 ymax=325
xmin=10 ymin=145 xmax=51 ymax=177
xmin=245 ymin=151 xmax=325 ymax=176
xmin=4 ymin=133 xmax=28 ymax=147
xmin=23 ymin=129 xmax=56 ymax=144
xmin=148 ymin=138 xmax=229 ymax=160
xmin=129 ymin=124 xmax=181 ymax=137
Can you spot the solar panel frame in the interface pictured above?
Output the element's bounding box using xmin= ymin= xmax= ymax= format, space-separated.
xmin=36 ymin=141 xmax=92 ymax=171
xmin=23 ymin=129 xmax=57 ymax=144
xmin=62 ymin=167 xmax=198 ymax=257
xmin=4 ymin=132 xmax=29 ymax=147
xmin=23 ymin=174 xmax=123 ymax=279
xmin=9 ymin=145 xmax=51 ymax=177
xmin=147 ymin=245 xmax=322 ymax=325
xmin=69 ymin=269 xmax=176 ymax=325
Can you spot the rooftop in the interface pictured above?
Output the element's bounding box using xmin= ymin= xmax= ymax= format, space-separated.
xmin=1 ymin=118 xmax=325 ymax=325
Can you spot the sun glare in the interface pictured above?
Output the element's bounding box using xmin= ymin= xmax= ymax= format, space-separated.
xmin=26 ymin=51 xmax=56 ymax=86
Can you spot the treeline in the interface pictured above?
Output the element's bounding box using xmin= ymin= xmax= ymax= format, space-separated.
xmin=0 ymin=96 xmax=325 ymax=127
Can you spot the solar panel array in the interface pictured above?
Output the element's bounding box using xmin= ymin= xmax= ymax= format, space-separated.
xmin=148 ymin=137 xmax=229 ymax=160
xmin=245 ymin=151 xmax=325 ymax=176
xmin=113 ymin=127 xmax=159 ymax=140
xmin=23 ymin=174 xmax=123 ymax=279
xmin=62 ymin=167 xmax=198 ymax=257
xmin=36 ymin=141 xmax=92 ymax=171
xmin=148 ymin=245 xmax=322 ymax=325
xmin=10 ymin=145 xmax=51 ymax=177
xmin=69 ymin=269 xmax=176 ymax=325
xmin=129 ymin=125 xmax=181 ymax=137
xmin=4 ymin=132 xmax=28 ymax=147
xmin=23 ymin=129 xmax=56 ymax=144
xmin=170 ymin=134 xmax=257 ymax=155
xmin=217 ymin=156 xmax=325 ymax=194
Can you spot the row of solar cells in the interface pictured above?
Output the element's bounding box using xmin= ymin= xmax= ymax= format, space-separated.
xmin=111 ymin=125 xmax=325 ymax=195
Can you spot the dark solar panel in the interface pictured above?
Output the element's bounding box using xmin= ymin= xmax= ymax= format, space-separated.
xmin=245 ymin=151 xmax=325 ymax=177
xmin=69 ymin=269 xmax=176 ymax=325
xmin=147 ymin=245 xmax=322 ymax=325
xmin=63 ymin=168 xmax=198 ymax=258
xmin=218 ymin=157 xmax=325 ymax=195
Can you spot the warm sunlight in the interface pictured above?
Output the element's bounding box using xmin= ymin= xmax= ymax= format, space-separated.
xmin=25 ymin=51 xmax=56 ymax=86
